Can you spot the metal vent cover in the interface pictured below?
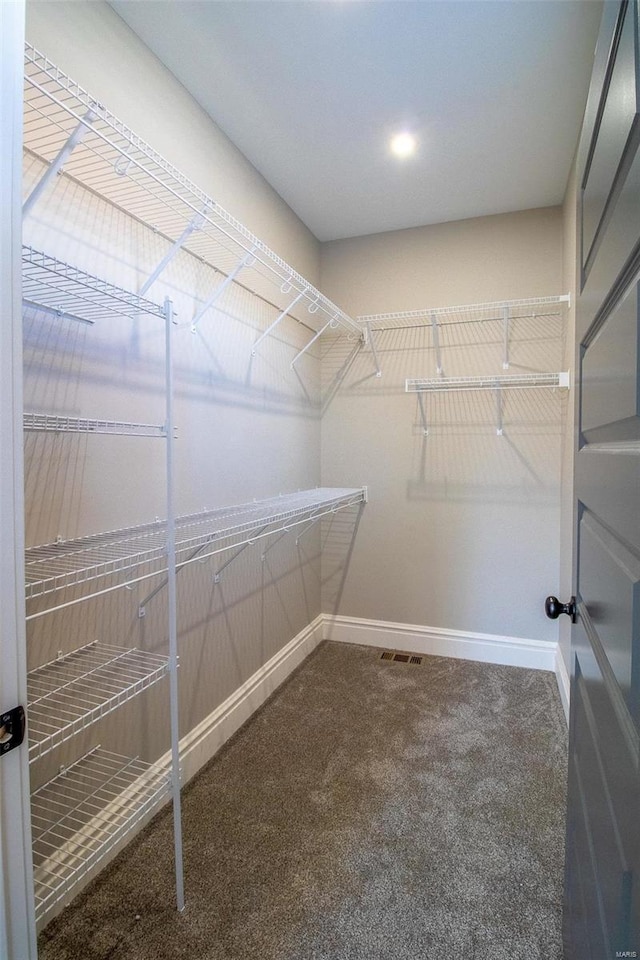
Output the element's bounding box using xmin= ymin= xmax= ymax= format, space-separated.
xmin=380 ymin=651 xmax=423 ymax=665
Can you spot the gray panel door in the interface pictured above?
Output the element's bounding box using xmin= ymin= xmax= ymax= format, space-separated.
xmin=566 ymin=2 xmax=640 ymax=958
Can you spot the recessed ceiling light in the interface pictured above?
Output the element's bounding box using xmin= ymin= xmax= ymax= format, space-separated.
xmin=390 ymin=132 xmax=417 ymax=158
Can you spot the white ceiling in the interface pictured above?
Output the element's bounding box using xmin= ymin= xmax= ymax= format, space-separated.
xmin=110 ymin=0 xmax=602 ymax=243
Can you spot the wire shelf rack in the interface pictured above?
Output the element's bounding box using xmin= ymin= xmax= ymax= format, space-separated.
xmin=27 ymin=642 xmax=169 ymax=762
xmin=359 ymin=295 xmax=570 ymax=331
xmin=23 ymin=413 xmax=167 ymax=437
xmin=22 ymin=245 xmax=166 ymax=325
xmin=406 ymin=372 xmax=570 ymax=392
xmin=24 ymin=487 xmax=367 ymax=610
xmin=23 ymin=45 xmax=360 ymax=341
xmin=31 ymin=747 xmax=170 ymax=926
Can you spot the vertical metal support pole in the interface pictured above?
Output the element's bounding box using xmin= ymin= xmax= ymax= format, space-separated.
xmin=495 ymin=383 xmax=503 ymax=436
xmin=417 ymin=393 xmax=429 ymax=436
xmin=502 ymin=305 xmax=510 ymax=370
xmin=22 ymin=109 xmax=96 ymax=218
xmin=365 ymin=322 xmax=382 ymax=378
xmin=140 ymin=208 xmax=207 ymax=297
xmin=0 ymin=3 xmax=38 ymax=956
xmin=431 ymin=313 xmax=443 ymax=375
xmin=191 ymin=249 xmax=256 ymax=330
xmin=164 ymin=298 xmax=185 ymax=913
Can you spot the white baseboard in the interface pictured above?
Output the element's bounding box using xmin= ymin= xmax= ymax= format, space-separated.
xmin=555 ymin=646 xmax=571 ymax=726
xmin=174 ymin=614 xmax=325 ymax=785
xmin=321 ymin=614 xmax=557 ymax=673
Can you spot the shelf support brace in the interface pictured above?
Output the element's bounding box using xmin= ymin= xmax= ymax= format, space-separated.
xmin=417 ymin=394 xmax=429 ymax=437
xmin=191 ymin=248 xmax=256 ymax=331
xmin=290 ymin=316 xmax=338 ymax=369
xmin=502 ymin=305 xmax=510 ymax=370
xmin=364 ymin=322 xmax=382 ymax=378
xmin=140 ymin=206 xmax=209 ymax=297
xmin=23 ymin=109 xmax=97 ymax=218
xmin=138 ymin=539 xmax=212 ymax=616
xmin=252 ymin=290 xmax=306 ymax=356
xmin=260 ymin=530 xmax=288 ymax=561
xmin=295 ymin=513 xmax=324 ymax=546
xmin=213 ymin=525 xmax=270 ymax=583
xmin=431 ymin=313 xmax=443 ymax=375
xmin=495 ymin=383 xmax=503 ymax=436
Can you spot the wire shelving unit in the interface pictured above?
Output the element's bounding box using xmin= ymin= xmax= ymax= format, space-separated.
xmin=25 ymin=487 xmax=367 ymax=613
xmin=27 ymin=642 xmax=169 ymax=762
xmin=31 ymin=747 xmax=170 ymax=926
xmin=23 ymin=45 xmax=361 ymax=349
xmin=406 ymin=372 xmax=570 ymax=436
xmin=359 ymin=295 xmax=570 ymax=330
xmin=21 ymin=151 xmax=185 ymax=924
xmin=406 ymin=372 xmax=571 ymax=392
xmin=358 ymin=295 xmax=570 ymax=377
xmin=23 ymin=414 xmax=167 ymax=437
xmin=22 ymin=246 xmax=166 ymax=325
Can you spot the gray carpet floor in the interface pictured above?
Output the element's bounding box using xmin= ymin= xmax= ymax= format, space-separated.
xmin=38 ymin=641 xmax=568 ymax=960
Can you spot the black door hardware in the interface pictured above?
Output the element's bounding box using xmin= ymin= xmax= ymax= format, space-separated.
xmin=0 ymin=705 xmax=26 ymax=757
xmin=545 ymin=596 xmax=577 ymax=624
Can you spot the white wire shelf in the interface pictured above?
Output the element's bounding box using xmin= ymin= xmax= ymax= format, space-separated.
xmin=23 ymin=45 xmax=360 ymax=342
xmin=22 ymin=245 xmax=166 ymax=325
xmin=23 ymin=413 xmax=167 ymax=437
xmin=31 ymin=746 xmax=170 ymax=926
xmin=27 ymin=642 xmax=169 ymax=762
xmin=359 ymin=295 xmax=570 ymax=331
xmin=406 ymin=372 xmax=570 ymax=392
xmin=25 ymin=487 xmax=367 ymax=609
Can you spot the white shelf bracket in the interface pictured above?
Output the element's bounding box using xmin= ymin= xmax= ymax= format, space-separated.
xmin=140 ymin=206 xmax=208 ymax=297
xmin=417 ymin=393 xmax=429 ymax=437
xmin=290 ymin=316 xmax=338 ymax=369
xmin=364 ymin=321 xmax=382 ymax=378
xmin=252 ymin=289 xmax=307 ymax=356
xmin=295 ymin=513 xmax=323 ymax=546
xmin=502 ymin=305 xmax=510 ymax=370
xmin=431 ymin=313 xmax=443 ymax=375
xmin=495 ymin=383 xmax=503 ymax=436
xmin=191 ymin=248 xmax=256 ymax=331
xmin=213 ymin=525 xmax=269 ymax=583
xmin=260 ymin=530 xmax=288 ymax=562
xmin=23 ymin=109 xmax=97 ymax=218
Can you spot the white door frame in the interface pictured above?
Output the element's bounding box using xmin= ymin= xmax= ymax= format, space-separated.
xmin=0 ymin=2 xmax=37 ymax=957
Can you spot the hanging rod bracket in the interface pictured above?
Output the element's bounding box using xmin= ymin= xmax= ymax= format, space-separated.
xmin=290 ymin=316 xmax=338 ymax=369
xmin=191 ymin=247 xmax=257 ymax=331
xmin=252 ymin=289 xmax=307 ymax=356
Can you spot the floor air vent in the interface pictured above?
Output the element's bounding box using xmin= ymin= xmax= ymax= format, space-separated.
xmin=380 ymin=651 xmax=423 ymax=665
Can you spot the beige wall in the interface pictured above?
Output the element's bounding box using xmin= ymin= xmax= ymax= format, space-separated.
xmin=24 ymin=0 xmax=327 ymax=785
xmin=320 ymin=208 xmax=567 ymax=642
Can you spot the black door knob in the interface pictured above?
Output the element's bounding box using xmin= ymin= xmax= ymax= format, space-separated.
xmin=545 ymin=596 xmax=577 ymax=623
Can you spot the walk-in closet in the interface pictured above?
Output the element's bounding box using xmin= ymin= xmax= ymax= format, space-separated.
xmin=2 ymin=2 xmax=638 ymax=959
